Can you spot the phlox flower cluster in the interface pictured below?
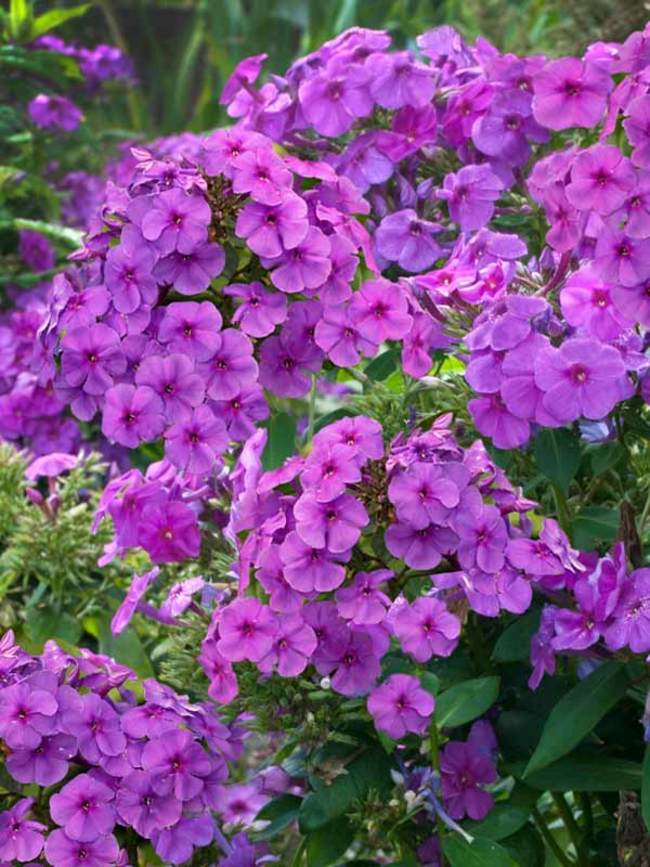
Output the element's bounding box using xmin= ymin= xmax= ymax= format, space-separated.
xmin=0 ymin=631 xmax=276 ymax=866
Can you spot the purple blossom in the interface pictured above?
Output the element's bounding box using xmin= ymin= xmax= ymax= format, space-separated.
xmin=164 ymin=405 xmax=229 ymax=473
xmin=301 ymin=443 xmax=361 ymax=502
xmin=532 ymin=57 xmax=611 ymax=130
xmin=0 ymin=798 xmax=46 ymax=863
xmin=235 ymin=193 xmax=308 ymax=258
xmin=137 ymin=500 xmax=201 ymax=563
xmin=225 ymin=282 xmax=287 ymax=337
xmin=101 ymin=384 xmax=165 ymax=447
xmin=439 ymin=164 xmax=504 ymax=231
xmin=110 ymin=567 xmax=160 ymax=635
xmin=279 ymin=531 xmax=349 ymax=593
xmin=44 ymin=829 xmax=119 ymax=867
xmin=367 ymin=674 xmax=434 ymax=738
xmin=294 ymin=492 xmax=369 ymax=552
xmin=139 ymin=188 xmax=211 ymax=255
xmin=141 ymin=729 xmax=211 ymax=800
xmin=336 ymin=569 xmax=393 ymax=625
xmin=153 ymin=242 xmax=225 ymax=294
xmin=60 ymin=324 xmax=125 ymax=396
xmin=566 ymin=144 xmax=636 ymax=215
xmin=440 ymin=739 xmax=497 ymax=820
xmin=375 ymin=210 xmax=441 ymax=272
xmin=350 ymin=279 xmax=413 ymax=344
xmin=259 ymin=614 xmax=317 ymax=676
xmin=0 ymin=681 xmax=57 ymax=749
xmin=28 ymin=94 xmax=83 ymax=130
xmin=50 ymin=774 xmax=116 ymax=841
xmin=199 ymin=330 xmax=258 ymax=400
xmin=217 ymin=598 xmax=277 ymax=663
xmin=392 ymin=597 xmax=460 ymax=662
xmin=6 ymin=733 xmax=76 ymax=786
xmin=298 ymin=57 xmax=373 ymax=136
xmin=265 ymin=227 xmax=332 ymax=294
xmin=135 ymin=353 xmax=204 ymax=419
xmin=158 ymin=301 xmax=222 ymax=360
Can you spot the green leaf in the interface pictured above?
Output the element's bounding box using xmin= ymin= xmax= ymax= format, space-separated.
xmin=305 ymin=817 xmax=354 ymax=867
xmin=522 ymin=757 xmax=642 ymax=791
xmin=24 ymin=606 xmax=82 ymax=647
xmin=365 ymin=348 xmax=399 ymax=381
xmin=9 ymin=0 xmax=32 ymax=40
xmin=262 ymin=412 xmax=297 ymax=470
xmin=524 ymin=662 xmax=629 ymax=776
xmin=30 ymin=5 xmax=90 ymax=39
xmin=501 ymin=826 xmax=545 ymax=867
xmin=571 ymin=506 xmax=619 ymax=550
xmin=443 ymin=835 xmax=519 ymax=867
xmin=420 ymin=672 xmax=440 ymax=698
xmin=492 ymin=608 xmax=541 ymax=662
xmin=255 ymin=794 xmax=301 ymax=839
xmin=436 ymin=676 xmax=500 ymax=728
xmin=98 ymin=618 xmax=154 ymax=679
xmin=533 ymin=428 xmax=581 ymax=493
xmin=642 ymin=745 xmax=650 ymax=831
xmin=313 ymin=407 xmax=357 ymax=435
xmin=0 ymin=218 xmax=82 ymax=248
xmin=464 ymin=785 xmax=538 ymax=841
xmin=588 ymin=441 xmax=626 ymax=476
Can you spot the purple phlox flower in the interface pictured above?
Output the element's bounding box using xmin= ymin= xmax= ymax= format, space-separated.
xmin=137 ymin=500 xmax=201 ymax=563
xmin=440 ymin=739 xmax=497 ymax=820
xmin=298 ymin=56 xmax=373 ymax=137
xmin=315 ymin=628 xmax=381 ymax=696
xmin=605 ymin=567 xmax=650 ymax=653
xmin=159 ymin=576 xmax=205 ymax=619
xmin=101 ymin=384 xmax=165 ymax=447
xmin=135 ymin=353 xmax=205 ymax=420
xmin=151 ymin=814 xmax=214 ymax=865
xmin=385 ymin=520 xmax=458 ymax=570
xmin=532 ymin=57 xmax=612 ymax=130
xmin=217 ymin=830 xmax=277 ymax=866
xmin=278 ymin=531 xmax=350 ymax=593
xmin=337 ymin=133 xmax=394 ymax=193
xmin=623 ymin=94 xmax=650 ymax=168
xmin=6 ymin=732 xmax=76 ymax=786
xmin=560 ymin=266 xmax=630 ymax=341
xmin=454 ymin=497 xmax=508 ymax=573
xmin=317 ymin=234 xmax=358 ymax=304
xmin=212 ymin=385 xmax=269 ymax=441
xmin=158 ymin=301 xmax=222 ymax=360
xmin=115 ymin=769 xmax=182 ymax=838
xmin=235 ymin=193 xmax=308 ymax=258
xmin=142 ymin=729 xmax=211 ymax=801
xmin=367 ymin=673 xmax=435 ymax=739
xmin=472 ymin=89 xmax=546 ymax=165
xmin=217 ymin=598 xmax=277 ymax=663
xmin=19 ymin=230 xmax=55 ymax=272
xmin=301 ymin=443 xmax=361 ymax=502
xmin=220 ymin=52 xmax=267 ymax=104
xmin=111 ymin=567 xmax=160 ymax=635
xmin=294 ymin=492 xmax=369 ymax=552
xmin=139 ymin=187 xmax=210 ymax=255
xmin=375 ymin=209 xmax=442 ymax=273
xmin=0 ymin=681 xmax=57 ymax=749
xmin=534 ymin=337 xmax=626 ymax=424
xmin=0 ymin=798 xmax=46 ymax=863
xmin=63 ymin=693 xmax=126 ymax=764
xmin=336 ymin=569 xmax=393 ymax=625
xmin=402 ymin=312 xmax=448 ymax=378
xmin=388 ymin=462 xmax=466 ymax=529
xmin=44 ymin=829 xmax=119 ymax=867
xmin=314 ymin=301 xmax=378 ymax=367
xmin=154 ymin=241 xmax=225 ymax=295
xmin=231 ymin=148 xmax=292 ymax=205
xmin=164 ymin=405 xmax=229 ymax=474
xmin=28 ymin=94 xmax=83 ymax=130
xmin=25 ymin=452 xmax=77 ymax=481
xmin=50 ymin=774 xmax=116 ymax=842
xmin=611 ymin=174 xmax=650 ymax=239
xmin=391 ymin=596 xmax=460 ymax=662
xmin=258 ymin=333 xmax=321 ymax=398
xmin=219 ymin=783 xmax=269 ymax=827
xmin=256 ymin=545 xmax=304 ymax=612
xmin=259 ymin=614 xmax=317 ymax=677
xmin=468 ymin=393 xmax=530 ymax=449
xmin=506 ymin=535 xmax=565 ymax=577
xmin=349 ymin=278 xmax=413 ymax=344
xmin=594 ymin=226 xmax=650 ymax=286
xmin=377 ymin=104 xmax=437 ymax=162
xmin=198 ymin=640 xmax=239 ymax=705
xmin=566 ymin=144 xmax=636 ymax=215
xmin=438 ymin=164 xmax=504 ymax=231
xmin=199 ymin=329 xmax=258 ymax=401
xmin=263 ymin=227 xmax=332 ymax=294
xmin=225 ymin=282 xmax=287 ymax=337
xmin=104 ymin=225 xmax=158 ymax=313
xmin=60 ymin=324 xmax=125 ymax=395
xmin=315 ymin=415 xmax=384 ymax=462
xmin=366 ymin=50 xmax=435 ymax=109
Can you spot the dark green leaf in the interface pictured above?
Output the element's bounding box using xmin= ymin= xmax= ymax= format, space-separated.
xmin=524 ymin=662 xmax=630 ymax=776
xmin=443 ymin=835 xmax=519 ymax=867
xmin=523 ymin=757 xmax=642 ymax=791
xmin=420 ymin=672 xmax=440 ymax=697
xmin=571 ymin=506 xmax=619 ymax=550
xmin=98 ymin=619 xmax=154 ymax=679
xmin=533 ymin=428 xmax=581 ymax=493
xmin=492 ymin=608 xmax=541 ymax=662
xmin=464 ymin=785 xmax=538 ymax=840
xmin=306 ymin=818 xmax=354 ymax=867
xmin=255 ymin=794 xmax=301 ymax=839
xmin=501 ymin=825 xmax=545 ymax=867
xmin=642 ymin=745 xmax=650 ymax=831
xmin=262 ymin=412 xmax=297 ymax=470
xmin=436 ymin=676 xmax=500 ymax=728
xmin=313 ymin=407 xmax=357 ymax=435
xmin=588 ymin=441 xmax=626 ymax=476
xmin=24 ymin=607 xmax=81 ymax=647
xmin=365 ymin=348 xmax=399 ymax=381
xmin=30 ymin=4 xmax=90 ymax=39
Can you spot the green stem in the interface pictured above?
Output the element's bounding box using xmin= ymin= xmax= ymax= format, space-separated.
xmin=532 ymin=806 xmax=575 ymax=867
xmin=306 ymin=375 xmax=317 ymax=444
xmin=429 ymin=721 xmax=446 ymax=867
xmin=552 ymin=793 xmax=587 ymax=866
xmin=291 ymin=838 xmax=306 ymax=866
xmin=578 ymin=793 xmax=593 ymax=844
xmin=551 ymin=483 xmax=572 ymax=535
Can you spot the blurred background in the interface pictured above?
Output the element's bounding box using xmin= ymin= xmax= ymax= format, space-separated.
xmin=62 ymin=0 xmax=650 ymax=137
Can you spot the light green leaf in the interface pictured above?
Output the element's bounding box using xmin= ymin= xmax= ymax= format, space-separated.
xmin=2 ymin=217 xmax=82 ymax=248
xmin=524 ymin=662 xmax=629 ymax=776
xmin=262 ymin=412 xmax=297 ymax=470
xmin=30 ymin=4 xmax=90 ymax=39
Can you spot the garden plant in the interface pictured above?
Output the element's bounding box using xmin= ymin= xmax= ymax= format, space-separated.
xmin=1 ymin=1 xmax=650 ymax=865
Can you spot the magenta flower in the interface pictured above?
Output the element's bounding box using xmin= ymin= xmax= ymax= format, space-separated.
xmin=158 ymin=301 xmax=222 ymax=360
xmin=217 ymin=598 xmax=277 ymax=662
xmin=388 ymin=463 xmax=464 ymax=530
xmin=140 ymin=188 xmax=210 ymax=255
xmin=385 ymin=521 xmax=458 ymax=570
xmin=468 ymin=393 xmax=531 ymax=449
xmin=566 ymin=144 xmax=636 ymax=215
xmin=439 ymin=164 xmax=504 ymax=231
xmin=235 ymin=193 xmax=308 ymax=258
xmin=213 ymin=385 xmax=269 ymax=440
xmin=219 ymin=783 xmax=269 ymax=827
xmin=298 ymin=56 xmax=373 ymax=136
xmin=455 ymin=502 xmax=508 ymax=574
xmin=0 ymin=798 xmax=46 ymax=863
xmin=141 ymin=729 xmax=211 ymax=801
xmin=198 ymin=641 xmax=239 ymax=704
xmin=560 ymin=267 xmax=629 ymax=341
xmin=441 ymin=740 xmax=497 ymax=820
xmin=259 ymin=614 xmax=317 ymax=677
xmin=62 ymin=694 xmax=126 ymax=764
xmin=231 ymin=148 xmax=292 ymax=205
xmin=60 ymin=324 xmax=125 ymax=396
xmin=136 ymin=354 xmax=204 ymax=419
xmin=534 ymin=337 xmax=626 ymax=424
xmin=101 ymin=384 xmax=165 ymax=447
xmin=164 ymin=405 xmax=229 ymax=474
xmin=294 ymin=492 xmax=369 ymax=552
xmin=151 ymin=814 xmax=214 ymax=865
xmin=392 ymin=597 xmax=460 ymax=662
xmin=115 ymin=770 xmax=182 ymax=837
xmin=225 ymin=281 xmax=287 ymax=337
xmin=375 ymin=210 xmax=442 ymax=272
xmin=279 ymin=531 xmax=349 ymax=593
xmin=317 ymin=415 xmax=384 ymax=462
xmin=137 ymin=500 xmax=201 ymax=563
xmin=315 ymin=303 xmax=378 ymax=367
xmin=605 ymin=568 xmax=650 ymax=653
xmin=472 ymin=90 xmax=546 ymax=165
xmin=199 ymin=329 xmax=258 ymax=400
xmin=367 ymin=674 xmax=434 ymax=739
xmin=532 ymin=57 xmax=611 ymax=130
xmin=44 ymin=829 xmax=119 ymax=867
xmin=623 ymin=94 xmax=650 ymax=168
xmin=301 ymin=443 xmax=361 ymax=502
xmin=28 ymin=94 xmax=83 ymax=130
xmin=265 ymin=227 xmax=332 ymax=294
xmin=6 ymin=733 xmax=76 ymax=786
xmin=594 ymin=228 xmax=650 ymax=286
xmin=316 ymin=629 xmax=381 ymax=696
xmin=0 ymin=681 xmax=57 ymax=749
xmin=366 ymin=51 xmax=434 ymax=109
xmin=336 ymin=569 xmax=393 ymax=625
xmin=159 ymin=576 xmax=205 ymax=619
xmin=259 ymin=334 xmax=321 ymax=398
xmin=104 ymin=228 xmax=158 ymax=313
xmin=50 ymin=774 xmax=116 ymax=842
xmin=110 ymin=567 xmax=160 ymax=635
xmin=153 ymin=242 xmax=225 ymax=295
xmin=350 ymin=279 xmax=413 ymax=344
